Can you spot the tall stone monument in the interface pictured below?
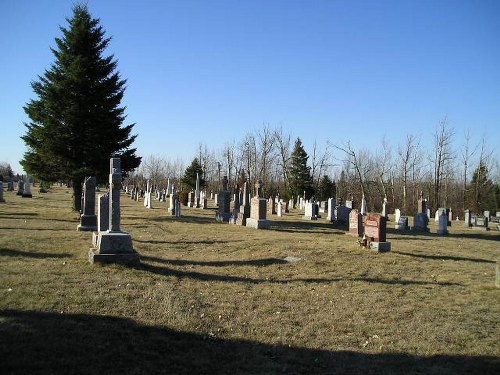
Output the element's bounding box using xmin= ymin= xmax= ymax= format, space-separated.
xmin=246 ymin=180 xmax=270 ymax=229
xmin=89 ymin=158 xmax=140 ymax=264
xmin=77 ymin=176 xmax=97 ymax=231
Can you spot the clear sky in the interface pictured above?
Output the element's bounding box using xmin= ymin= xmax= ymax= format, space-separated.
xmin=1 ymin=0 xmax=499 ymax=176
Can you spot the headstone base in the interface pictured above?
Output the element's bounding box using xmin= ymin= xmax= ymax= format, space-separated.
xmin=22 ymin=193 xmax=33 ymax=198
xmin=395 ymin=225 xmax=409 ymax=230
xmin=77 ymin=215 xmax=98 ymax=231
xmin=246 ymin=218 xmax=270 ymax=229
xmin=93 ymin=231 xmax=134 ymax=253
xmin=411 ymin=226 xmax=430 ymax=233
xmin=369 ymin=241 xmax=391 ymax=252
xmin=215 ymin=211 xmax=231 ymax=223
xmin=437 ymin=228 xmax=449 ymax=235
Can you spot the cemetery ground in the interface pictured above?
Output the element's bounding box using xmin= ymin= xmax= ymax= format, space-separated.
xmin=0 ymin=187 xmax=499 ymax=374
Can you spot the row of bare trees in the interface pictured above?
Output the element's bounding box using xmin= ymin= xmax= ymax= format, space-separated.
xmin=125 ymin=119 xmax=499 ymax=214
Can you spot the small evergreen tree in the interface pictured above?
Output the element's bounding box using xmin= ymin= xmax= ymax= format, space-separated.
xmin=21 ymin=5 xmax=141 ymax=210
xmin=181 ymin=158 xmax=205 ymax=191
xmin=318 ymin=175 xmax=336 ymax=201
xmin=467 ymin=161 xmax=496 ymax=212
xmin=288 ymin=138 xmax=314 ymax=199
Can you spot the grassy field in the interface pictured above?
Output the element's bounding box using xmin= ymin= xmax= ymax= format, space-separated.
xmin=1 ymin=186 xmax=499 ymax=374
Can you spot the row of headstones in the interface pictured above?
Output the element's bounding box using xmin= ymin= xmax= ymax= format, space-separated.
xmin=78 ymin=159 xmax=140 ymax=265
xmin=0 ymin=177 xmax=33 ymax=202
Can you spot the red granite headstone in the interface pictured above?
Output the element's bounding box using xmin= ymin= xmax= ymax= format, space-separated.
xmin=364 ymin=214 xmax=386 ymax=242
xmin=349 ymin=209 xmax=363 ymax=237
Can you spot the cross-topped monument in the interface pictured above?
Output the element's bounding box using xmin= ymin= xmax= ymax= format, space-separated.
xmin=89 ymin=157 xmax=140 ymax=264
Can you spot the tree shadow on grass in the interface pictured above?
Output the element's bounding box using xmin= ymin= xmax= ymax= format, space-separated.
xmin=386 ymin=228 xmax=500 ymax=242
xmin=0 ymin=227 xmax=70 ymax=232
xmin=393 ymin=250 xmax=495 ymax=264
xmin=134 ymin=239 xmax=230 ymax=245
xmin=270 ymin=220 xmax=345 ymax=235
xmin=0 ymin=248 xmax=72 ymax=259
xmin=0 ymin=212 xmax=39 ymax=218
xmin=141 ymin=254 xmax=287 ymax=267
xmin=132 ymin=259 xmax=460 ymax=287
xmin=148 ymin=215 xmax=217 ymax=225
xmin=1 ymin=309 xmax=497 ymax=374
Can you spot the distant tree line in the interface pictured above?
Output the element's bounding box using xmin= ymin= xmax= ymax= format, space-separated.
xmin=126 ymin=120 xmax=499 ymax=216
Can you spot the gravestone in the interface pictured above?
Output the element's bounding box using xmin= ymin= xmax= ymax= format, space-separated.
xmin=7 ymin=181 xmax=14 ymax=191
xmin=77 ymin=176 xmax=97 ymax=231
xmin=360 ymin=194 xmax=367 ymax=215
xmin=235 ymin=181 xmax=251 ymax=226
xmin=473 ymin=216 xmax=489 ymax=231
xmin=437 ymin=210 xmax=449 ymax=235
xmin=395 ymin=216 xmax=409 ymax=230
xmin=195 ymin=172 xmax=201 ymax=208
xmin=246 ymin=180 xmax=270 ymax=229
xmin=464 ymin=210 xmax=472 ymax=227
xmin=97 ymin=193 xmax=109 ymax=232
xmin=345 ymin=199 xmax=354 ymax=209
xmin=269 ymin=196 xmax=276 ymax=215
xmin=348 ymin=209 xmax=363 ymax=237
xmin=381 ymin=196 xmax=388 ymax=218
xmin=304 ymin=202 xmax=317 ymax=220
xmin=187 ymin=191 xmax=195 ymax=208
xmin=89 ymin=158 xmax=140 ymax=264
xmin=484 ymin=210 xmax=490 ymax=220
xmin=21 ymin=175 xmax=32 ymax=198
xmin=394 ymin=208 xmax=401 ymax=224
xmin=337 ymin=206 xmax=352 ymax=225
xmin=168 ymin=185 xmax=177 ymax=215
xmin=0 ymin=181 xmax=4 ymax=202
xmin=327 ymin=197 xmax=336 ymax=222
xmin=417 ymin=191 xmax=426 ymax=214
xmin=215 ymin=176 xmax=231 ymax=223
xmin=365 ymin=214 xmax=391 ymax=252
xmin=16 ymin=180 xmax=24 ymax=196
xmin=412 ymin=213 xmax=429 ymax=232
xmin=277 ymin=202 xmax=283 ymax=217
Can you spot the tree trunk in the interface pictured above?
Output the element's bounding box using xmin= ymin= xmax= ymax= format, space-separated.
xmin=72 ymin=180 xmax=83 ymax=212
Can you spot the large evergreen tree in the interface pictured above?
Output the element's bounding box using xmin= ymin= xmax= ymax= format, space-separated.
xmin=21 ymin=5 xmax=141 ymax=210
xmin=181 ymin=158 xmax=206 ymax=191
xmin=288 ymin=138 xmax=314 ymax=199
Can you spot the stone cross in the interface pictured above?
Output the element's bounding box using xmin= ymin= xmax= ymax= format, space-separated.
xmin=254 ymin=180 xmax=261 ymax=198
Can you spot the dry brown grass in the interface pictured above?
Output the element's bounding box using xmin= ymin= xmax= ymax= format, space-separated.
xmin=0 ymin=186 xmax=499 ymax=374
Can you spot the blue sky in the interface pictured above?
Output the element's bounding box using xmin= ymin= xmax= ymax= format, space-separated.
xmin=1 ymin=0 xmax=499 ymax=176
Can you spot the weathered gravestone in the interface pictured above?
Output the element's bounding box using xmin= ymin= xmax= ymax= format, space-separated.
xmin=97 ymin=193 xmax=109 ymax=232
xmin=394 ymin=208 xmax=401 ymax=224
xmin=464 ymin=209 xmax=472 ymax=227
xmin=234 ymin=181 xmax=250 ymax=226
xmin=417 ymin=191 xmax=426 ymax=214
xmin=327 ymin=197 xmax=336 ymax=222
xmin=337 ymin=206 xmax=352 ymax=225
xmin=395 ymin=216 xmax=409 ymax=231
xmin=365 ymin=214 xmax=391 ymax=252
xmin=473 ymin=216 xmax=489 ymax=231
xmin=89 ymin=158 xmax=140 ymax=264
xmin=77 ymin=176 xmax=97 ymax=231
xmin=246 ymin=180 xmax=270 ymax=229
xmin=7 ymin=181 xmax=14 ymax=191
xmin=215 ymin=176 xmax=231 ymax=223
xmin=21 ymin=175 xmax=32 ymax=198
xmin=304 ymin=201 xmax=318 ymax=220
xmin=16 ymin=180 xmax=24 ymax=196
xmin=412 ymin=212 xmax=429 ymax=232
xmin=437 ymin=210 xmax=449 ymax=235
xmin=348 ymin=209 xmax=363 ymax=237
